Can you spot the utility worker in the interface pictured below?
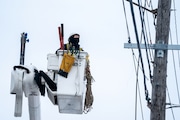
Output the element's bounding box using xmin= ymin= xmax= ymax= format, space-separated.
xmin=58 ymin=33 xmax=94 ymax=111
xmin=56 ymin=33 xmax=83 ymax=54
xmin=64 ymin=33 xmax=84 ymax=52
xmin=64 ymin=33 xmax=80 ymax=50
xmin=57 ymin=33 xmax=82 ymax=78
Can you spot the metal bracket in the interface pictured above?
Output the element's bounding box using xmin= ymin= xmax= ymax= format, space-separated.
xmin=156 ymin=41 xmax=164 ymax=58
xmin=124 ymin=42 xmax=180 ymax=58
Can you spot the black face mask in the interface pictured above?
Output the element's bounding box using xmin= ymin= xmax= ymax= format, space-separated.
xmin=68 ymin=38 xmax=79 ymax=50
xmin=70 ymin=38 xmax=79 ymax=45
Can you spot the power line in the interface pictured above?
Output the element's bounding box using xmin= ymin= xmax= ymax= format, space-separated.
xmin=122 ymin=0 xmax=131 ymax=43
xmin=137 ymin=77 xmax=145 ymax=120
xmin=145 ymin=10 xmax=154 ymax=61
xmin=128 ymin=0 xmax=150 ymax=103
xmin=134 ymin=51 xmax=140 ymax=120
xmin=137 ymin=0 xmax=153 ymax=81
xmin=132 ymin=48 xmax=145 ymax=120
xmin=172 ymin=0 xmax=180 ymax=104
xmin=169 ymin=30 xmax=180 ymax=104
xmin=122 ymin=1 xmax=146 ymax=119
xmin=130 ymin=43 xmax=145 ymax=120
xmin=144 ymin=0 xmax=156 ymax=63
xmin=166 ymin=86 xmax=176 ymax=120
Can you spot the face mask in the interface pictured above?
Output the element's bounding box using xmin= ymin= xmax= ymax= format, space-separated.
xmin=73 ymin=38 xmax=79 ymax=44
xmin=70 ymin=38 xmax=79 ymax=45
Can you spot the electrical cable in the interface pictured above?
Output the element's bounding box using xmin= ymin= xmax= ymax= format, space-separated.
xmin=134 ymin=55 xmax=145 ymax=120
xmin=122 ymin=0 xmax=131 ymax=43
xmin=146 ymin=0 xmax=152 ymax=7
xmin=145 ymin=11 xmax=154 ymax=61
xmin=169 ymin=30 xmax=180 ymax=104
xmin=144 ymin=0 xmax=155 ymax=62
xmin=135 ymin=58 xmax=145 ymax=120
xmin=146 ymin=0 xmax=157 ymax=26
xmin=128 ymin=0 xmax=150 ymax=103
xmin=132 ymin=48 xmax=145 ymax=120
xmin=134 ymin=52 xmax=138 ymax=120
xmin=137 ymin=77 xmax=145 ymax=120
xmin=137 ymin=0 xmax=153 ymax=81
xmin=172 ymin=0 xmax=180 ymax=104
xmin=122 ymin=1 xmax=145 ymax=119
xmin=166 ymin=86 xmax=176 ymax=120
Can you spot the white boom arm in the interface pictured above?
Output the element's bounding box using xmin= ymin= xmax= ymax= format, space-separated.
xmin=28 ymin=95 xmax=41 ymax=120
xmin=10 ymin=65 xmax=41 ymax=120
xmin=11 ymin=68 xmax=23 ymax=116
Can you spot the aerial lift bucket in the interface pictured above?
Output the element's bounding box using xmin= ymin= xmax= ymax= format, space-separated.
xmin=47 ymin=50 xmax=88 ymax=114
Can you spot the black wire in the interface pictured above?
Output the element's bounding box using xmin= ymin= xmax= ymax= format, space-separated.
xmin=122 ymin=1 xmax=145 ymax=119
xmin=146 ymin=0 xmax=157 ymax=26
xmin=137 ymin=0 xmax=153 ymax=80
xmin=128 ymin=0 xmax=150 ymax=103
xmin=143 ymin=0 xmax=154 ymax=62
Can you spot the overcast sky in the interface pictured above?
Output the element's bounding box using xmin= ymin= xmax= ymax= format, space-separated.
xmin=0 ymin=0 xmax=180 ymax=120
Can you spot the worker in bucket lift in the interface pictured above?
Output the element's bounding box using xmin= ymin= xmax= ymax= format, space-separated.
xmin=58 ymin=33 xmax=94 ymax=112
xmin=64 ymin=33 xmax=83 ymax=51
xmin=57 ymin=33 xmax=83 ymax=78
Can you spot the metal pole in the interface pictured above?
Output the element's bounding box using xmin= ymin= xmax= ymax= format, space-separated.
xmin=20 ymin=32 xmax=28 ymax=65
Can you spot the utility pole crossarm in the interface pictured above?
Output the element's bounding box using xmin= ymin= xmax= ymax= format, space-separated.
xmin=124 ymin=43 xmax=180 ymax=50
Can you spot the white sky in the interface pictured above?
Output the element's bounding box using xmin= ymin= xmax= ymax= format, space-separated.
xmin=0 ymin=0 xmax=180 ymax=120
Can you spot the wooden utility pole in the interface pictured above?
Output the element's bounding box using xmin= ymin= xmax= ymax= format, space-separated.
xmin=124 ymin=0 xmax=175 ymax=119
xmin=150 ymin=0 xmax=171 ymax=120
